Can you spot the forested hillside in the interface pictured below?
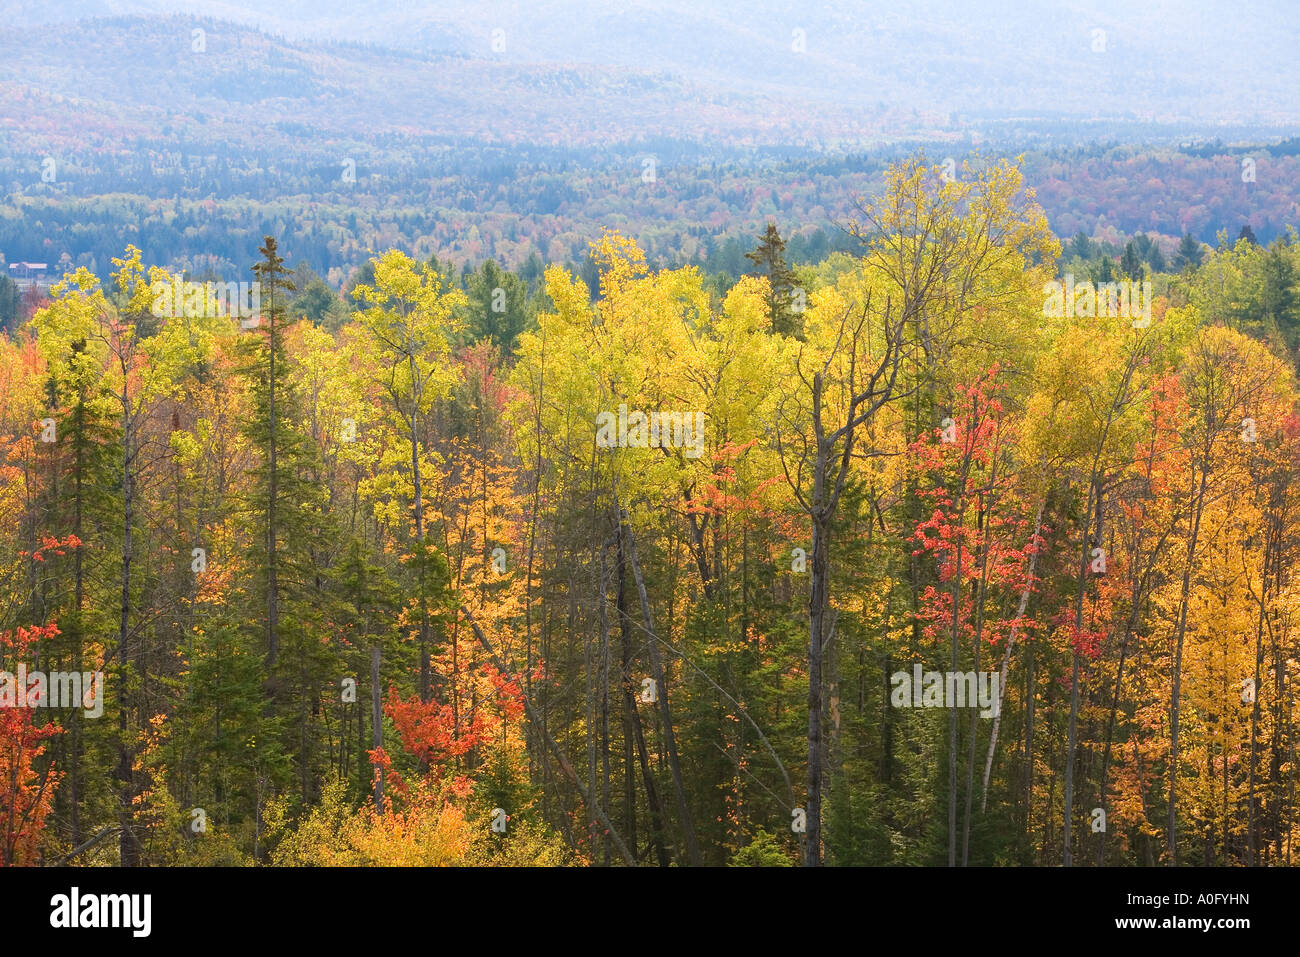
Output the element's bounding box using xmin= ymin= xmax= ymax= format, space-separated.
xmin=4 ymin=156 xmax=1300 ymax=867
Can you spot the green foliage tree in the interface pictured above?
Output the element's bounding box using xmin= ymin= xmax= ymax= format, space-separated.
xmin=1120 ymin=240 xmax=1144 ymax=281
xmin=745 ymin=223 xmax=802 ymax=337
xmin=462 ymin=260 xmax=531 ymax=353
xmin=1174 ymin=232 xmax=1205 ymax=270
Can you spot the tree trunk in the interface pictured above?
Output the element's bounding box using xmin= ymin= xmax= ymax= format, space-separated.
xmin=619 ymin=510 xmax=701 ymax=866
xmin=407 ymin=372 xmax=431 ymax=706
xmin=962 ymin=484 xmax=998 ymax=865
xmin=1168 ymin=462 xmax=1209 ymax=864
xmin=593 ymin=542 xmax=607 ymax=863
xmin=371 ymin=645 xmax=383 ymax=810
xmin=70 ymin=413 xmax=85 ymax=848
xmin=1246 ymin=509 xmax=1277 ymax=863
xmin=807 ymin=506 xmax=830 ymax=867
xmin=615 ymin=538 xmax=638 ymax=858
xmin=117 ymin=399 xmax=138 ymax=867
xmin=948 ymin=532 xmax=961 ymax=868
xmin=981 ymin=501 xmax=1043 ymax=811
xmin=267 ymin=305 xmax=278 ymax=667
xmin=1064 ymin=474 xmax=1102 ymax=866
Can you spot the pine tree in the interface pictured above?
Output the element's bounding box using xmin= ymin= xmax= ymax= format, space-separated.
xmin=0 ymin=274 xmax=20 ymax=335
xmin=47 ymin=355 xmax=119 ymax=850
xmin=463 ymin=260 xmax=530 ymax=353
xmin=1146 ymin=239 xmax=1166 ymax=274
xmin=174 ymin=617 xmax=287 ymax=854
xmin=242 ymin=239 xmax=335 ymax=808
xmin=1120 ymin=241 xmax=1144 ymax=281
xmin=1260 ymin=240 xmax=1299 ymax=354
xmin=745 ymin=223 xmax=801 ymax=337
xmin=1174 ymin=233 xmax=1204 ymax=270
xmin=246 ymin=237 xmax=297 ymax=667
xmin=29 ymin=298 xmax=121 ymax=852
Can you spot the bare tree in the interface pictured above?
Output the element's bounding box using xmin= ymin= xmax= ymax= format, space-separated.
xmin=776 ymin=294 xmax=911 ymax=865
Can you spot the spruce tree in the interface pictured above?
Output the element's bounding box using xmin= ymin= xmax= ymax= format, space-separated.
xmin=745 ymin=223 xmax=802 ymax=337
xmin=241 ymin=238 xmax=338 ymax=805
xmin=1119 ymin=241 xmax=1144 ymax=281
xmin=41 ymin=338 xmax=119 ymax=849
xmin=464 ymin=260 xmax=530 ymax=352
xmin=246 ymin=237 xmax=297 ymax=667
xmin=1174 ymin=233 xmax=1204 ymax=270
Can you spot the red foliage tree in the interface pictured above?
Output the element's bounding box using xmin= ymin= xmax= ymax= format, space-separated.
xmin=0 ymin=622 xmax=62 ymax=866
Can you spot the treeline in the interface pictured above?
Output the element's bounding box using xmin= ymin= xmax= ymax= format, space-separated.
xmin=6 ymin=142 xmax=1298 ymax=297
xmin=3 ymin=158 xmax=1300 ymax=866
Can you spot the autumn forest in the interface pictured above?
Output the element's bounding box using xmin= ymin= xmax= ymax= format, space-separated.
xmin=4 ymin=151 xmax=1300 ymax=870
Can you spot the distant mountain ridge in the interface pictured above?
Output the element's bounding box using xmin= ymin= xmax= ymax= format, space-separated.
xmin=2 ymin=0 xmax=1299 ymax=152
xmin=1 ymin=14 xmax=886 ymax=151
